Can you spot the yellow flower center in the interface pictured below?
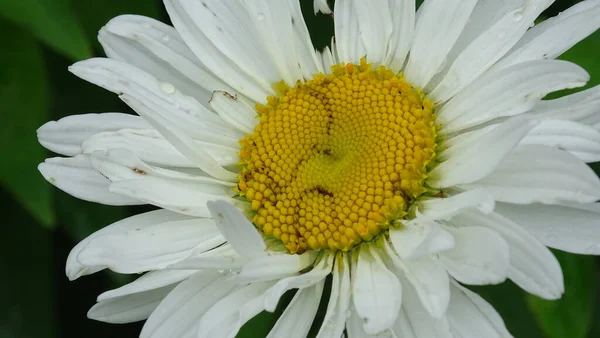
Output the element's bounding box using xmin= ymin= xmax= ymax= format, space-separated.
xmin=238 ymin=59 xmax=437 ymax=253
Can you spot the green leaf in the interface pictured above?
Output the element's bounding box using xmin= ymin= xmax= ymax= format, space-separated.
xmin=71 ymin=0 xmax=160 ymax=52
xmin=0 ymin=21 xmax=55 ymax=227
xmin=526 ymin=252 xmax=597 ymax=338
xmin=0 ymin=188 xmax=57 ymax=338
xmin=0 ymin=0 xmax=91 ymax=60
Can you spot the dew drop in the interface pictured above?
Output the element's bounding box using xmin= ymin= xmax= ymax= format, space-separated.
xmin=161 ymin=34 xmax=170 ymax=42
xmin=513 ymin=11 xmax=524 ymax=22
xmin=345 ymin=310 xmax=352 ymax=318
xmin=160 ymin=82 xmax=176 ymax=94
xmin=257 ymin=12 xmax=265 ymax=21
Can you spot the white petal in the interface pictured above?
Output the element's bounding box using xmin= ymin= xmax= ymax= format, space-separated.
xmin=82 ymin=128 xmax=239 ymax=168
xmin=197 ymin=281 xmax=275 ymax=338
xmin=342 ymin=305 xmax=369 ymax=338
xmin=99 ymin=16 xmax=230 ymax=105
xmin=210 ymin=91 xmax=257 ymax=134
xmin=528 ymin=85 xmax=600 ymax=124
xmin=90 ymin=149 xmax=237 ymax=217
xmin=239 ymin=0 xmax=308 ymax=85
xmin=496 ymin=202 xmax=600 ymax=255
xmin=77 ymin=215 xmax=224 ymax=274
xmin=267 ymin=282 xmax=325 ymax=338
xmin=496 ymin=0 xmax=600 ymax=70
xmin=83 ymin=129 xmax=192 ymax=167
xmin=165 ymin=245 xmax=244 ymax=271
xmin=120 ymin=94 xmax=238 ymax=182
xmin=453 ymin=211 xmax=564 ymax=299
xmin=69 ymin=58 xmax=241 ymax=144
xmin=439 ymin=226 xmax=510 ymax=285
xmin=98 ymin=269 xmax=197 ymax=302
xmin=316 ymin=253 xmax=351 ymax=338
xmin=140 ymin=272 xmax=238 ymax=338
xmin=460 ymin=145 xmax=600 ymax=204
xmin=446 ymin=282 xmax=513 ymax=338
xmin=419 ymin=189 xmax=495 ymax=221
xmin=428 ymin=117 xmax=538 ymax=188
xmin=88 ymin=285 xmax=175 ymax=324
xmin=437 ymin=60 xmax=588 ymax=133
xmin=313 ymin=0 xmax=332 ymax=14
xmin=174 ymin=0 xmax=282 ymax=88
xmin=347 ymin=305 xmax=397 ymax=338
xmin=238 ymin=251 xmax=318 ymax=283
xmin=288 ymin=0 xmax=325 ymax=79
xmin=66 ymin=209 xmax=190 ymax=280
xmin=320 ymin=46 xmax=336 ymax=74
xmin=38 ymin=155 xmax=141 ymax=206
xmin=386 ymin=0 xmax=415 ymax=72
xmin=37 ymin=113 xmax=149 ymax=156
xmin=102 ymin=15 xmax=235 ymax=95
xmin=404 ymin=0 xmax=478 ymax=88
xmin=69 ymin=58 xmax=240 ymax=181
xmin=351 ymin=0 xmax=394 ymax=65
xmin=390 ymin=307 xmax=417 ymax=338
xmin=430 ymin=0 xmax=554 ymax=102
xmin=207 ymin=200 xmax=267 ymax=259
xmin=389 ymin=218 xmax=455 ymax=260
xmin=383 ymin=240 xmax=450 ymax=319
xmin=163 ymin=0 xmax=270 ymax=103
xmin=333 ymin=0 xmax=366 ymax=63
xmin=352 ymin=246 xmax=403 ymax=335
xmin=263 ymin=253 xmax=333 ymax=311
xmin=394 ymin=274 xmax=452 ymax=338
xmin=520 ymin=120 xmax=600 ymax=163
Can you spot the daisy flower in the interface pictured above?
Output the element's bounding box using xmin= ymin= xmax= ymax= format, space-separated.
xmin=37 ymin=0 xmax=600 ymax=337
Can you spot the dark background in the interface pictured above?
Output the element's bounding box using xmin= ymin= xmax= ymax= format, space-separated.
xmin=1 ymin=0 xmax=599 ymax=337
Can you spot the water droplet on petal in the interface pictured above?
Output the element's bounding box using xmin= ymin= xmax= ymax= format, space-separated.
xmin=513 ymin=11 xmax=524 ymax=22
xmin=345 ymin=310 xmax=352 ymax=318
xmin=161 ymin=34 xmax=170 ymax=42
xmin=257 ymin=12 xmax=265 ymax=21
xmin=160 ymin=82 xmax=176 ymax=94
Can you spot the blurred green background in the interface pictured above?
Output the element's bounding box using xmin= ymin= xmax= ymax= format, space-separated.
xmin=1 ymin=0 xmax=599 ymax=337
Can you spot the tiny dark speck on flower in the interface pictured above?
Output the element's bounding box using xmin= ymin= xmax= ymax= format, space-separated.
xmin=223 ymin=91 xmax=237 ymax=100
xmin=133 ymin=168 xmax=146 ymax=175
